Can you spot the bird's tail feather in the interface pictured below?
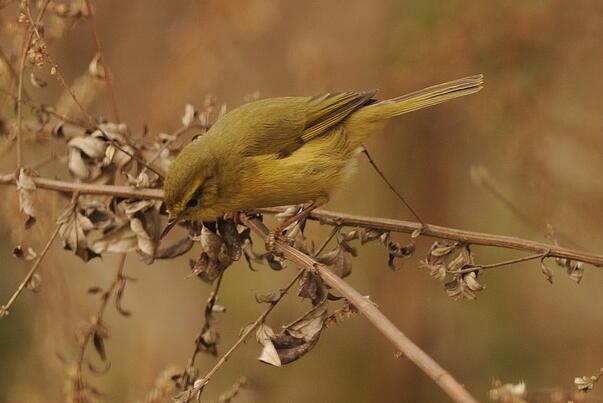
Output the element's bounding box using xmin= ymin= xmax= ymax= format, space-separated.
xmin=360 ymin=74 xmax=483 ymax=121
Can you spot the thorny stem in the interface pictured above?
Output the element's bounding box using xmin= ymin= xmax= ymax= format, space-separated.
xmin=457 ymin=251 xmax=550 ymax=274
xmin=83 ymin=0 xmax=120 ymax=123
xmin=362 ymin=146 xmax=425 ymax=225
xmin=181 ymin=228 xmax=339 ymax=401
xmin=0 ymin=176 xmax=601 ymax=267
xmin=241 ymin=214 xmax=480 ymax=403
xmin=0 ymin=222 xmax=60 ymax=319
xmin=16 ymin=0 xmax=51 ymax=168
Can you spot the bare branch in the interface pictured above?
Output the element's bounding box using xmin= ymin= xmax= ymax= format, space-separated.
xmin=0 ymin=176 xmax=601 ymax=267
xmin=15 ymin=0 xmax=51 ymax=168
xmin=240 ymin=214 xmax=479 ymax=403
xmin=0 ymin=221 xmax=60 ymax=318
xmin=83 ymin=0 xmax=121 ymax=123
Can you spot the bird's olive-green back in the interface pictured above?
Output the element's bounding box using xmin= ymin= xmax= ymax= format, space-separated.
xmin=205 ymin=91 xmax=375 ymax=158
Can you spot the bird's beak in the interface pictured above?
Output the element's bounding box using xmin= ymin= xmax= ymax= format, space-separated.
xmin=160 ymin=214 xmax=179 ymax=239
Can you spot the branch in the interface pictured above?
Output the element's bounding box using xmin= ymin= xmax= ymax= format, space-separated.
xmin=176 ymin=227 xmax=339 ymax=401
xmin=15 ymin=0 xmax=51 ymax=168
xmin=1 ymin=176 xmax=601 ymax=267
xmin=240 ymin=214 xmax=479 ymax=403
xmin=84 ymin=0 xmax=121 ymax=123
xmin=259 ymin=207 xmax=603 ymax=267
xmin=0 ymin=222 xmax=60 ymax=318
xmin=0 ymin=174 xmax=163 ymax=199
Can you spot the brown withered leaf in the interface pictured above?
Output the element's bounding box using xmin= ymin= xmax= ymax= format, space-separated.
xmin=26 ymin=273 xmax=41 ymax=292
xmin=189 ymin=252 xmax=222 ymax=283
xmin=30 ymin=72 xmax=47 ymax=88
xmin=387 ymin=240 xmax=415 ymax=271
xmin=13 ymin=245 xmax=37 ymax=261
xmin=88 ymin=53 xmax=105 ymax=79
xmin=540 ymin=258 xmax=554 ymax=284
xmin=93 ymin=324 xmax=108 ymax=362
xmin=298 ymin=270 xmax=327 ymax=306
xmin=57 ymin=203 xmax=100 ymax=262
xmin=318 ymin=245 xmax=352 ymax=278
xmin=419 ymin=259 xmax=447 ymax=281
xmin=87 ymin=286 xmax=103 ymax=295
xmin=217 ymin=217 xmax=242 ymax=261
xmin=256 ymin=324 xmax=280 ymax=367
xmin=488 ymin=379 xmax=527 ymax=403
xmin=244 ymin=248 xmax=285 ymax=271
xmin=255 ymin=290 xmax=281 ymax=304
xmin=114 ymin=277 xmax=131 ymax=316
xmin=16 ymin=168 xmax=37 ymax=229
xmin=181 ymin=104 xmax=197 ymax=127
xmin=197 ymin=327 xmax=219 ymax=356
xmin=265 ymin=303 xmax=328 ymax=366
xmin=121 ymin=199 xmax=161 ymax=263
xmin=91 ymin=223 xmax=137 ymax=255
xmin=154 ymin=237 xmax=194 ymax=259
xmin=445 ymin=272 xmax=484 ymax=300
xmin=324 ymin=301 xmax=358 ymax=329
xmin=556 ymin=258 xmax=584 ymax=284
xmin=429 ymin=241 xmax=459 ymax=258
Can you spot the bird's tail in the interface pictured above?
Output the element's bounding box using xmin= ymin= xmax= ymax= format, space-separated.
xmin=353 ymin=74 xmax=483 ymax=122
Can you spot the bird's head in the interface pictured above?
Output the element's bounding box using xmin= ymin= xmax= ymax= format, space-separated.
xmin=162 ymin=140 xmax=221 ymax=237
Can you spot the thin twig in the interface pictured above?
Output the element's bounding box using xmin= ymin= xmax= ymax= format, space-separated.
xmin=474 ymin=165 xmax=584 ymax=250
xmin=15 ymin=0 xmax=51 ymax=168
xmin=178 ymin=228 xmax=340 ymax=400
xmin=76 ymin=254 xmax=127 ymax=366
xmin=0 ymin=221 xmax=60 ymax=319
xmin=362 ymin=146 xmax=425 ymax=225
xmin=0 ymin=176 xmax=601 ymax=267
xmin=183 ymin=270 xmax=226 ymax=386
xmin=241 ymin=214 xmax=479 ymax=403
xmin=83 ymin=0 xmax=120 ymax=123
xmin=73 ymin=253 xmax=128 ymax=400
xmin=260 ymin=206 xmax=603 ymax=267
xmin=188 ymin=267 xmax=306 ymax=400
xmin=457 ymin=251 xmax=550 ymax=274
xmin=0 ymin=174 xmax=163 ymax=199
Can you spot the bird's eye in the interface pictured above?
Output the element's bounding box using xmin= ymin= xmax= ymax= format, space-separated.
xmin=186 ymin=198 xmax=199 ymax=208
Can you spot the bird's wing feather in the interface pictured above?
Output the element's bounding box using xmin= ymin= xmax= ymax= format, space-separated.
xmin=301 ymin=90 xmax=376 ymax=142
xmin=227 ymin=91 xmax=375 ymax=157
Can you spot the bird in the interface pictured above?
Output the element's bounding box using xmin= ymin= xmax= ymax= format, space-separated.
xmin=161 ymin=74 xmax=483 ymax=237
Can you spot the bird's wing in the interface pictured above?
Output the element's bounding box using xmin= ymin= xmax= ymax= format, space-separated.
xmin=301 ymin=90 xmax=376 ymax=142
xmin=230 ymin=91 xmax=376 ymax=157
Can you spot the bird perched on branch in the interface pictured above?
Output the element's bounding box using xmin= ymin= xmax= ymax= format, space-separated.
xmin=162 ymin=75 xmax=483 ymax=237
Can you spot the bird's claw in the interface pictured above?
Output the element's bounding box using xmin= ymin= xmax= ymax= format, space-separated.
xmin=265 ymin=230 xmax=294 ymax=255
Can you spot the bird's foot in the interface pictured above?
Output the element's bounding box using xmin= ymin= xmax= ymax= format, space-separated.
xmin=265 ymin=230 xmax=294 ymax=255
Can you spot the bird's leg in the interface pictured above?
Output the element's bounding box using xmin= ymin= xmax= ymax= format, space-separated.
xmin=265 ymin=202 xmax=318 ymax=253
xmin=223 ymin=211 xmax=243 ymax=226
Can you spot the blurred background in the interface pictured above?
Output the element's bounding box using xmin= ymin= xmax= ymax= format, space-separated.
xmin=1 ymin=0 xmax=603 ymax=402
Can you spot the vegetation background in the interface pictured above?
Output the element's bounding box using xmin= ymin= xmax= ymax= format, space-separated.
xmin=1 ymin=0 xmax=602 ymax=402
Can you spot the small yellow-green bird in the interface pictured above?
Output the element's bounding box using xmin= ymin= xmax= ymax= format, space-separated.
xmin=162 ymin=75 xmax=483 ymax=235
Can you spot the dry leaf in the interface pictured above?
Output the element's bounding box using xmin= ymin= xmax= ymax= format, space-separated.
xmin=17 ymin=168 xmax=37 ymax=228
xmin=256 ymin=324 xmax=280 ymax=367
